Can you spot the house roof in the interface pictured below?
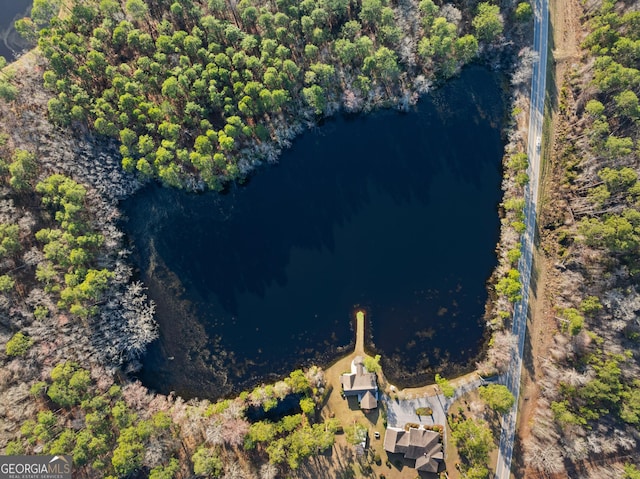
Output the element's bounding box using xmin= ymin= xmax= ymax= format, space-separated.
xmin=415 ymin=449 xmax=444 ymax=473
xmin=396 ymin=430 xmax=410 ymax=448
xmin=360 ymin=391 xmax=378 ymax=410
xmin=405 ymin=428 xmax=440 ymax=460
xmin=351 ymin=372 xmax=376 ymax=391
xmin=383 ymin=427 xmax=405 ymax=453
xmin=384 ymin=426 xmax=443 ymax=473
xmin=341 ymin=356 xmax=377 ymax=393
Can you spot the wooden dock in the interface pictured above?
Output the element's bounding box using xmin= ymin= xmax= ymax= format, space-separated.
xmin=355 ymin=310 xmax=365 ymax=354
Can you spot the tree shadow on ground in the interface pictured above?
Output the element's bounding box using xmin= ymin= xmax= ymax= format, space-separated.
xmin=319 ymin=384 xmax=334 ymax=411
xmin=544 ymin=13 xmax=560 ymax=123
xmin=511 ymin=433 xmax=527 ymax=478
xmin=294 ymin=444 xmax=356 ymax=479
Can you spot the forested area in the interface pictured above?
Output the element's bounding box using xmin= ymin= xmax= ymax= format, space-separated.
xmin=20 ymin=0 xmax=508 ymax=188
xmin=0 ymin=0 xmax=543 ymax=477
xmin=7 ymin=354 xmax=328 ymax=478
xmin=0 ymin=136 xmax=329 ymax=477
xmin=526 ymin=1 xmax=640 ymax=476
xmin=0 ymin=52 xmax=334 ymax=476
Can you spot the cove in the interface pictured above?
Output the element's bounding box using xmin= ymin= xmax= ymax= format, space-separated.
xmin=122 ymin=66 xmax=505 ymax=400
xmin=0 ymin=0 xmax=32 ymax=61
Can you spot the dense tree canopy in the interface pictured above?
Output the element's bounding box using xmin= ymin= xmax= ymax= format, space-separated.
xmin=535 ymin=3 xmax=640 ymax=471
xmin=28 ymin=0 xmax=491 ymax=188
xmin=35 ymin=175 xmax=112 ymax=318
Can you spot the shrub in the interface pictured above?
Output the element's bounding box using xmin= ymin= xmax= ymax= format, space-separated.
xmin=516 ymin=172 xmax=529 ymax=186
xmin=507 ymin=246 xmax=522 ymax=265
xmin=6 ymin=332 xmax=33 ymax=356
xmin=496 ymin=269 xmax=522 ymax=303
xmin=512 ymin=221 xmax=526 ymax=233
xmin=30 ymin=382 xmax=47 ymax=397
xmin=562 ymin=308 xmax=585 ymax=335
xmin=4 ymin=440 xmax=25 ymax=455
xmin=580 ymin=296 xmax=603 ymax=314
xmin=0 ymin=274 xmax=15 ymax=292
xmin=34 ymin=305 xmax=49 ymax=320
xmin=515 ymin=2 xmax=533 ymax=22
xmin=363 ymin=354 xmax=382 ymax=373
xmin=435 ymin=374 xmax=455 ymax=397
xmin=508 ymin=152 xmax=528 ymax=171
xmin=415 ymin=407 xmax=433 ymax=416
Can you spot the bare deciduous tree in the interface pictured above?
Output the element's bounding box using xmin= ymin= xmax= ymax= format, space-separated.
xmin=122 ymin=381 xmax=152 ymax=411
xmin=259 ymin=463 xmax=278 ymax=479
xmin=144 ymin=441 xmax=165 ymax=469
xmin=273 ymin=380 xmax=291 ymax=399
xmin=342 ymin=89 xmax=363 ymax=113
xmin=440 ymin=4 xmax=462 ymax=27
xmin=305 ymin=365 xmax=325 ymax=389
xmin=222 ymin=399 xmax=246 ymax=421
xmin=524 ymin=439 xmax=565 ymax=475
xmin=222 ymin=418 xmax=249 ymax=447
xmin=206 ymin=420 xmax=225 ymax=446
xmin=224 ymin=462 xmax=246 ymax=479
xmin=479 ymin=330 xmax=517 ymax=374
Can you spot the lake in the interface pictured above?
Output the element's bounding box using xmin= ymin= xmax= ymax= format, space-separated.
xmin=0 ymin=0 xmax=31 ymax=61
xmin=122 ymin=66 xmax=506 ymax=399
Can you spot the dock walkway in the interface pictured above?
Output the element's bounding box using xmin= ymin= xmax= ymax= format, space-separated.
xmin=355 ymin=310 xmax=365 ymax=354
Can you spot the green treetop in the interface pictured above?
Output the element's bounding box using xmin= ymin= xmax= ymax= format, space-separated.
xmin=479 ymin=384 xmax=515 ymax=414
xmin=473 ymin=3 xmax=504 ymax=42
xmin=451 ymin=417 xmax=495 ymax=464
xmin=435 ymin=373 xmax=454 ymax=397
xmin=5 ymin=332 xmax=34 ymax=357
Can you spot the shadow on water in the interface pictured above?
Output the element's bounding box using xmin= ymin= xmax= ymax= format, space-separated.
xmin=122 ymin=66 xmax=506 ymax=400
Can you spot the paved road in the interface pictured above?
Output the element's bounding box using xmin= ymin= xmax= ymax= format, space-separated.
xmin=494 ymin=0 xmax=549 ymax=478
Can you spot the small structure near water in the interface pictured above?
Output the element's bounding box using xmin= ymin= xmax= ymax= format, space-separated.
xmin=341 ymin=355 xmax=378 ymax=410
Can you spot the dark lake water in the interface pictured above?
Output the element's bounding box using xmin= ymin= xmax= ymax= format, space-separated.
xmin=122 ymin=66 xmax=506 ymax=400
xmin=0 ymin=0 xmax=31 ymax=61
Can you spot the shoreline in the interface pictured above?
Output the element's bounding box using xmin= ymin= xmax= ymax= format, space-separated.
xmin=2 ymin=43 xmax=525 ymax=401
xmin=125 ymin=65 xmax=505 ymax=400
xmin=1 ymin=20 xmax=536 ymax=479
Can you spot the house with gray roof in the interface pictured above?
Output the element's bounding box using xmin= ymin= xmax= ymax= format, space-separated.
xmin=340 ymin=356 xmax=378 ymax=410
xmin=383 ymin=426 xmax=445 ymax=475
